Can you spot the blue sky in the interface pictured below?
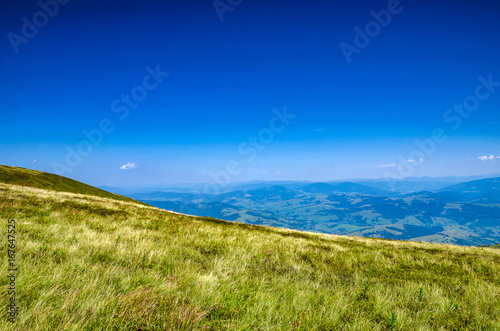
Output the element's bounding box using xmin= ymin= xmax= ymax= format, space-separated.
xmin=1 ymin=0 xmax=500 ymax=186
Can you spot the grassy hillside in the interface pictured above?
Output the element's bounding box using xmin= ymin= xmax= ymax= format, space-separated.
xmin=1 ymin=181 xmax=500 ymax=330
xmin=0 ymin=165 xmax=141 ymax=204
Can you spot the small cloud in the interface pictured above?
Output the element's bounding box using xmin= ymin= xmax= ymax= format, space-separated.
xmin=407 ymin=158 xmax=425 ymax=163
xmin=378 ymin=163 xmax=397 ymax=168
xmin=120 ymin=162 xmax=139 ymax=170
xmin=32 ymin=159 xmax=38 ymax=163
xmin=477 ymin=155 xmax=497 ymax=161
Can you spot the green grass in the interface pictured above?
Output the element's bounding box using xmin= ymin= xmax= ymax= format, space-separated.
xmin=0 ymin=168 xmax=499 ymax=330
xmin=482 ymin=244 xmax=500 ymax=249
xmin=0 ymin=165 xmax=141 ymax=205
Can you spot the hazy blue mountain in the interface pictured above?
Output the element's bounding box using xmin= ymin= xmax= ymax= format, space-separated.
xmin=402 ymin=177 xmax=500 ymax=203
xmin=239 ymin=186 xmax=299 ymax=201
xmin=102 ymin=174 xmax=500 ymax=196
xmin=352 ymin=174 xmax=500 ymax=194
xmin=299 ymin=183 xmax=336 ymax=194
xmin=300 ymin=182 xmax=394 ymax=196
xmin=439 ymin=177 xmax=500 ymax=195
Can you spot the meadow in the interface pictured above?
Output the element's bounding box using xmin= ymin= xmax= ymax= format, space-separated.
xmin=1 ymin=179 xmax=500 ymax=330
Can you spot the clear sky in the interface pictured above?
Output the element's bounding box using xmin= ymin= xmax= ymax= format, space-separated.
xmin=1 ymin=0 xmax=500 ymax=187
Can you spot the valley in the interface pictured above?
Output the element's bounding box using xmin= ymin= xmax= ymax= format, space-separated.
xmin=121 ymin=177 xmax=500 ymax=246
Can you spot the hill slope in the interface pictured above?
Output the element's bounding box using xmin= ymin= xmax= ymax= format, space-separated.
xmin=0 ymin=170 xmax=499 ymax=329
xmin=0 ymin=165 xmax=141 ymax=204
xmin=299 ymin=182 xmax=392 ymax=196
xmin=435 ymin=177 xmax=500 ymax=203
xmin=439 ymin=177 xmax=500 ymax=193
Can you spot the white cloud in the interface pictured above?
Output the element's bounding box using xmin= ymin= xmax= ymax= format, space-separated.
xmin=120 ymin=162 xmax=139 ymax=170
xmin=315 ymin=128 xmax=325 ymax=132
xmin=477 ymin=155 xmax=497 ymax=161
xmin=407 ymin=158 xmax=425 ymax=163
xmin=378 ymin=163 xmax=396 ymax=168
xmin=31 ymin=159 xmax=37 ymax=163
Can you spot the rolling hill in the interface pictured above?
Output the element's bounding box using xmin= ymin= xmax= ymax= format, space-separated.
xmin=1 ymin=166 xmax=500 ymax=329
xmin=435 ymin=177 xmax=500 ymax=203
xmin=0 ymin=165 xmax=140 ymax=204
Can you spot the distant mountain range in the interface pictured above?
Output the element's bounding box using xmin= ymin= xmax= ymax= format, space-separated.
xmin=300 ymin=182 xmax=393 ymax=196
xmin=100 ymin=173 xmax=500 ymax=195
xmin=102 ymin=175 xmax=500 ymax=246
